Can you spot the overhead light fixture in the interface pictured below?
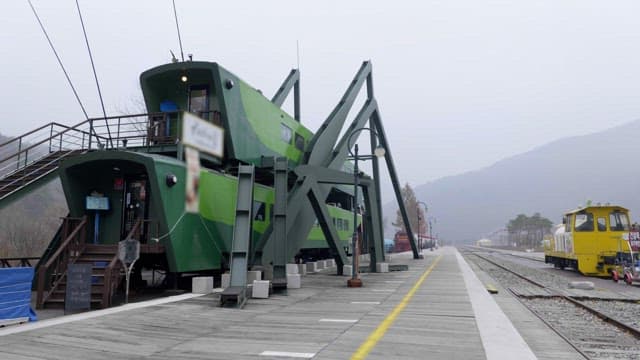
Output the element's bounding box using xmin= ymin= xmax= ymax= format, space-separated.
xmin=180 ymin=75 xmax=188 ymax=82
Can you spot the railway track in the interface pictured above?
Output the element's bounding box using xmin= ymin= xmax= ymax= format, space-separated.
xmin=461 ymin=248 xmax=640 ymax=360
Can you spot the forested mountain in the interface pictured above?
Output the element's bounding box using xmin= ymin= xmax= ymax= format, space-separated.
xmin=386 ymin=119 xmax=640 ymax=244
xmin=0 ymin=132 xmax=67 ymax=257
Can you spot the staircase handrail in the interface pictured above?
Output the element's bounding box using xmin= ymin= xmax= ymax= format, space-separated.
xmin=1 ymin=111 xmax=178 ymax=179
xmin=0 ymin=150 xmax=84 ymax=196
xmin=0 ymin=121 xmax=106 ymax=165
xmin=36 ymin=215 xmax=88 ymax=308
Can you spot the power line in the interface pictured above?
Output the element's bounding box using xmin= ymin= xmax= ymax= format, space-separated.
xmin=75 ymin=0 xmax=113 ymax=148
xmin=28 ymin=0 xmax=89 ymax=120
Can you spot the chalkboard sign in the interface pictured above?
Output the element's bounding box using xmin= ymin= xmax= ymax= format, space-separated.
xmin=65 ymin=263 xmax=93 ymax=314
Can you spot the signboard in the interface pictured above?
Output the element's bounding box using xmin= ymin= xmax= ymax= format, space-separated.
xmin=86 ymin=196 xmax=109 ymax=211
xmin=65 ymin=263 xmax=93 ymax=314
xmin=185 ymin=147 xmax=200 ymax=213
xmin=118 ymin=238 xmax=140 ymax=265
xmin=182 ymin=112 xmax=224 ymax=157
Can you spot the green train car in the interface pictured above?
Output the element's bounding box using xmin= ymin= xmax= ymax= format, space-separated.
xmin=56 ymin=61 xmax=357 ymax=276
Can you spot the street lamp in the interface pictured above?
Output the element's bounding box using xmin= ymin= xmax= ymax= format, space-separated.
xmin=416 ymin=201 xmax=428 ymax=255
xmin=347 ymin=127 xmax=385 ymax=288
xmin=428 ymin=216 xmax=437 ymax=250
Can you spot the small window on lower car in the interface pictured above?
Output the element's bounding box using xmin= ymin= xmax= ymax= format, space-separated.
xmin=597 ymin=217 xmax=606 ymax=231
xmin=295 ymin=133 xmax=305 ymax=151
xmin=253 ymin=201 xmax=266 ymax=221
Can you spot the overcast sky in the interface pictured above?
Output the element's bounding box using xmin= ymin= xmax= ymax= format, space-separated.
xmin=3 ymin=1 xmax=640 ymax=188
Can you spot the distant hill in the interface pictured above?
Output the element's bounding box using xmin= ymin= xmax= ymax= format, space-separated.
xmin=0 ymin=132 xmax=67 ymax=257
xmin=385 ymin=119 xmax=640 ymax=244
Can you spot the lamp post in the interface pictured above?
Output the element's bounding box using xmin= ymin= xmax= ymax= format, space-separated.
xmin=347 ymin=127 xmax=385 ymax=288
xmin=428 ymin=216 xmax=436 ymax=250
xmin=416 ymin=201 xmax=428 ymax=255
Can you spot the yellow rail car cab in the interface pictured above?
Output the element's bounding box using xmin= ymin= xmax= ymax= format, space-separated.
xmin=545 ymin=205 xmax=633 ymax=277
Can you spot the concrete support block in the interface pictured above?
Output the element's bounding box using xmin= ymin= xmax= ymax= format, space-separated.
xmin=247 ymin=270 xmax=262 ymax=283
xmin=343 ymin=265 xmax=353 ymax=276
xmin=376 ymin=262 xmax=389 ymax=273
xmin=297 ymin=264 xmax=307 ymax=276
xmin=252 ymin=280 xmax=270 ymax=298
xmin=287 ymin=274 xmax=301 ymax=289
xmin=286 ymin=263 xmax=299 ymax=274
xmin=192 ymin=276 xmax=213 ymax=294
xmin=261 ymin=266 xmax=273 ymax=281
xmin=221 ymin=273 xmax=230 ymax=288
xmin=306 ymin=262 xmax=318 ymax=273
xmin=327 ymin=259 xmax=335 ymax=268
xmin=316 ymin=261 xmax=325 ymax=270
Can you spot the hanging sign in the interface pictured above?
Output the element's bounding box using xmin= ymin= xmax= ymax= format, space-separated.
xmin=182 ymin=112 xmax=224 ymax=158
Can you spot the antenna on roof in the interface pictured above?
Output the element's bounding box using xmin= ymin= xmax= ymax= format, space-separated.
xmin=75 ymin=0 xmax=113 ymax=148
xmin=296 ymin=40 xmax=301 ymax=70
xmin=172 ymin=0 xmax=185 ymax=62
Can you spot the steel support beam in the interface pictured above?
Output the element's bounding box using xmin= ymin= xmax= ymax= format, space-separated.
xmin=271 ymin=157 xmax=288 ymax=290
xmin=221 ymin=165 xmax=255 ymax=308
xmin=271 ymin=69 xmax=301 ymax=121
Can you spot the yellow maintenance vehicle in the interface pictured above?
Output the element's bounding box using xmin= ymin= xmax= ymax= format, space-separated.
xmin=544 ymin=205 xmax=637 ymax=277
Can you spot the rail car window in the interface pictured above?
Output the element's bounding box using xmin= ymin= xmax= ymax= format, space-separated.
xmin=344 ymin=219 xmax=350 ymax=232
xmin=188 ymin=85 xmax=209 ymax=117
xmin=253 ymin=201 xmax=266 ymax=221
xmin=337 ymin=218 xmax=344 ymax=231
xmin=294 ymin=133 xmax=305 ymax=151
xmin=574 ymin=213 xmax=594 ymax=232
xmin=280 ymin=124 xmax=292 ymax=144
xmin=597 ymin=217 xmax=606 ymax=232
xmin=609 ymin=212 xmax=630 ymax=231
xmin=564 ymin=215 xmax=572 ymax=232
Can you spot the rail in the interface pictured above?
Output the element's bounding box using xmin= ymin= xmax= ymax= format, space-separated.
xmin=0 ymin=257 xmax=40 ymax=268
xmin=35 ymin=216 xmax=88 ymax=308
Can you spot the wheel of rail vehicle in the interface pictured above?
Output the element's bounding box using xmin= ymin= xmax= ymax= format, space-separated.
xmin=612 ymin=270 xmax=619 ymax=283
xmin=624 ymin=272 xmax=633 ymax=285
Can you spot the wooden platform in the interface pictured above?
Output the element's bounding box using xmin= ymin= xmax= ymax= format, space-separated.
xmin=0 ymin=248 xmax=591 ymax=359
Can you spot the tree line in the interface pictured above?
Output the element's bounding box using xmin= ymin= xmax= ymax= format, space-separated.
xmin=506 ymin=213 xmax=553 ymax=249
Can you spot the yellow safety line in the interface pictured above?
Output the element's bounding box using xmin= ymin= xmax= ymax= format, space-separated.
xmin=351 ymin=255 xmax=443 ymax=360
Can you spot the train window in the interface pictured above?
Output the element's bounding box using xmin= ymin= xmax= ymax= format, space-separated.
xmin=574 ymin=213 xmax=594 ymax=232
xmin=188 ymin=85 xmax=209 ymax=117
xmin=253 ymin=201 xmax=266 ymax=221
xmin=564 ymin=215 xmax=572 ymax=232
xmin=344 ymin=219 xmax=349 ymax=231
xmin=609 ymin=212 xmax=630 ymax=231
xmin=280 ymin=124 xmax=293 ymax=143
xmin=597 ymin=217 xmax=606 ymax=232
xmin=294 ymin=133 xmax=305 ymax=151
xmin=337 ymin=218 xmax=343 ymax=230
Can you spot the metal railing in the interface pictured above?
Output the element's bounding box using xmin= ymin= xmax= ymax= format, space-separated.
xmin=0 ymin=257 xmax=40 ymax=268
xmin=0 ymin=111 xmax=190 ymax=183
xmin=36 ymin=216 xmax=88 ymax=308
